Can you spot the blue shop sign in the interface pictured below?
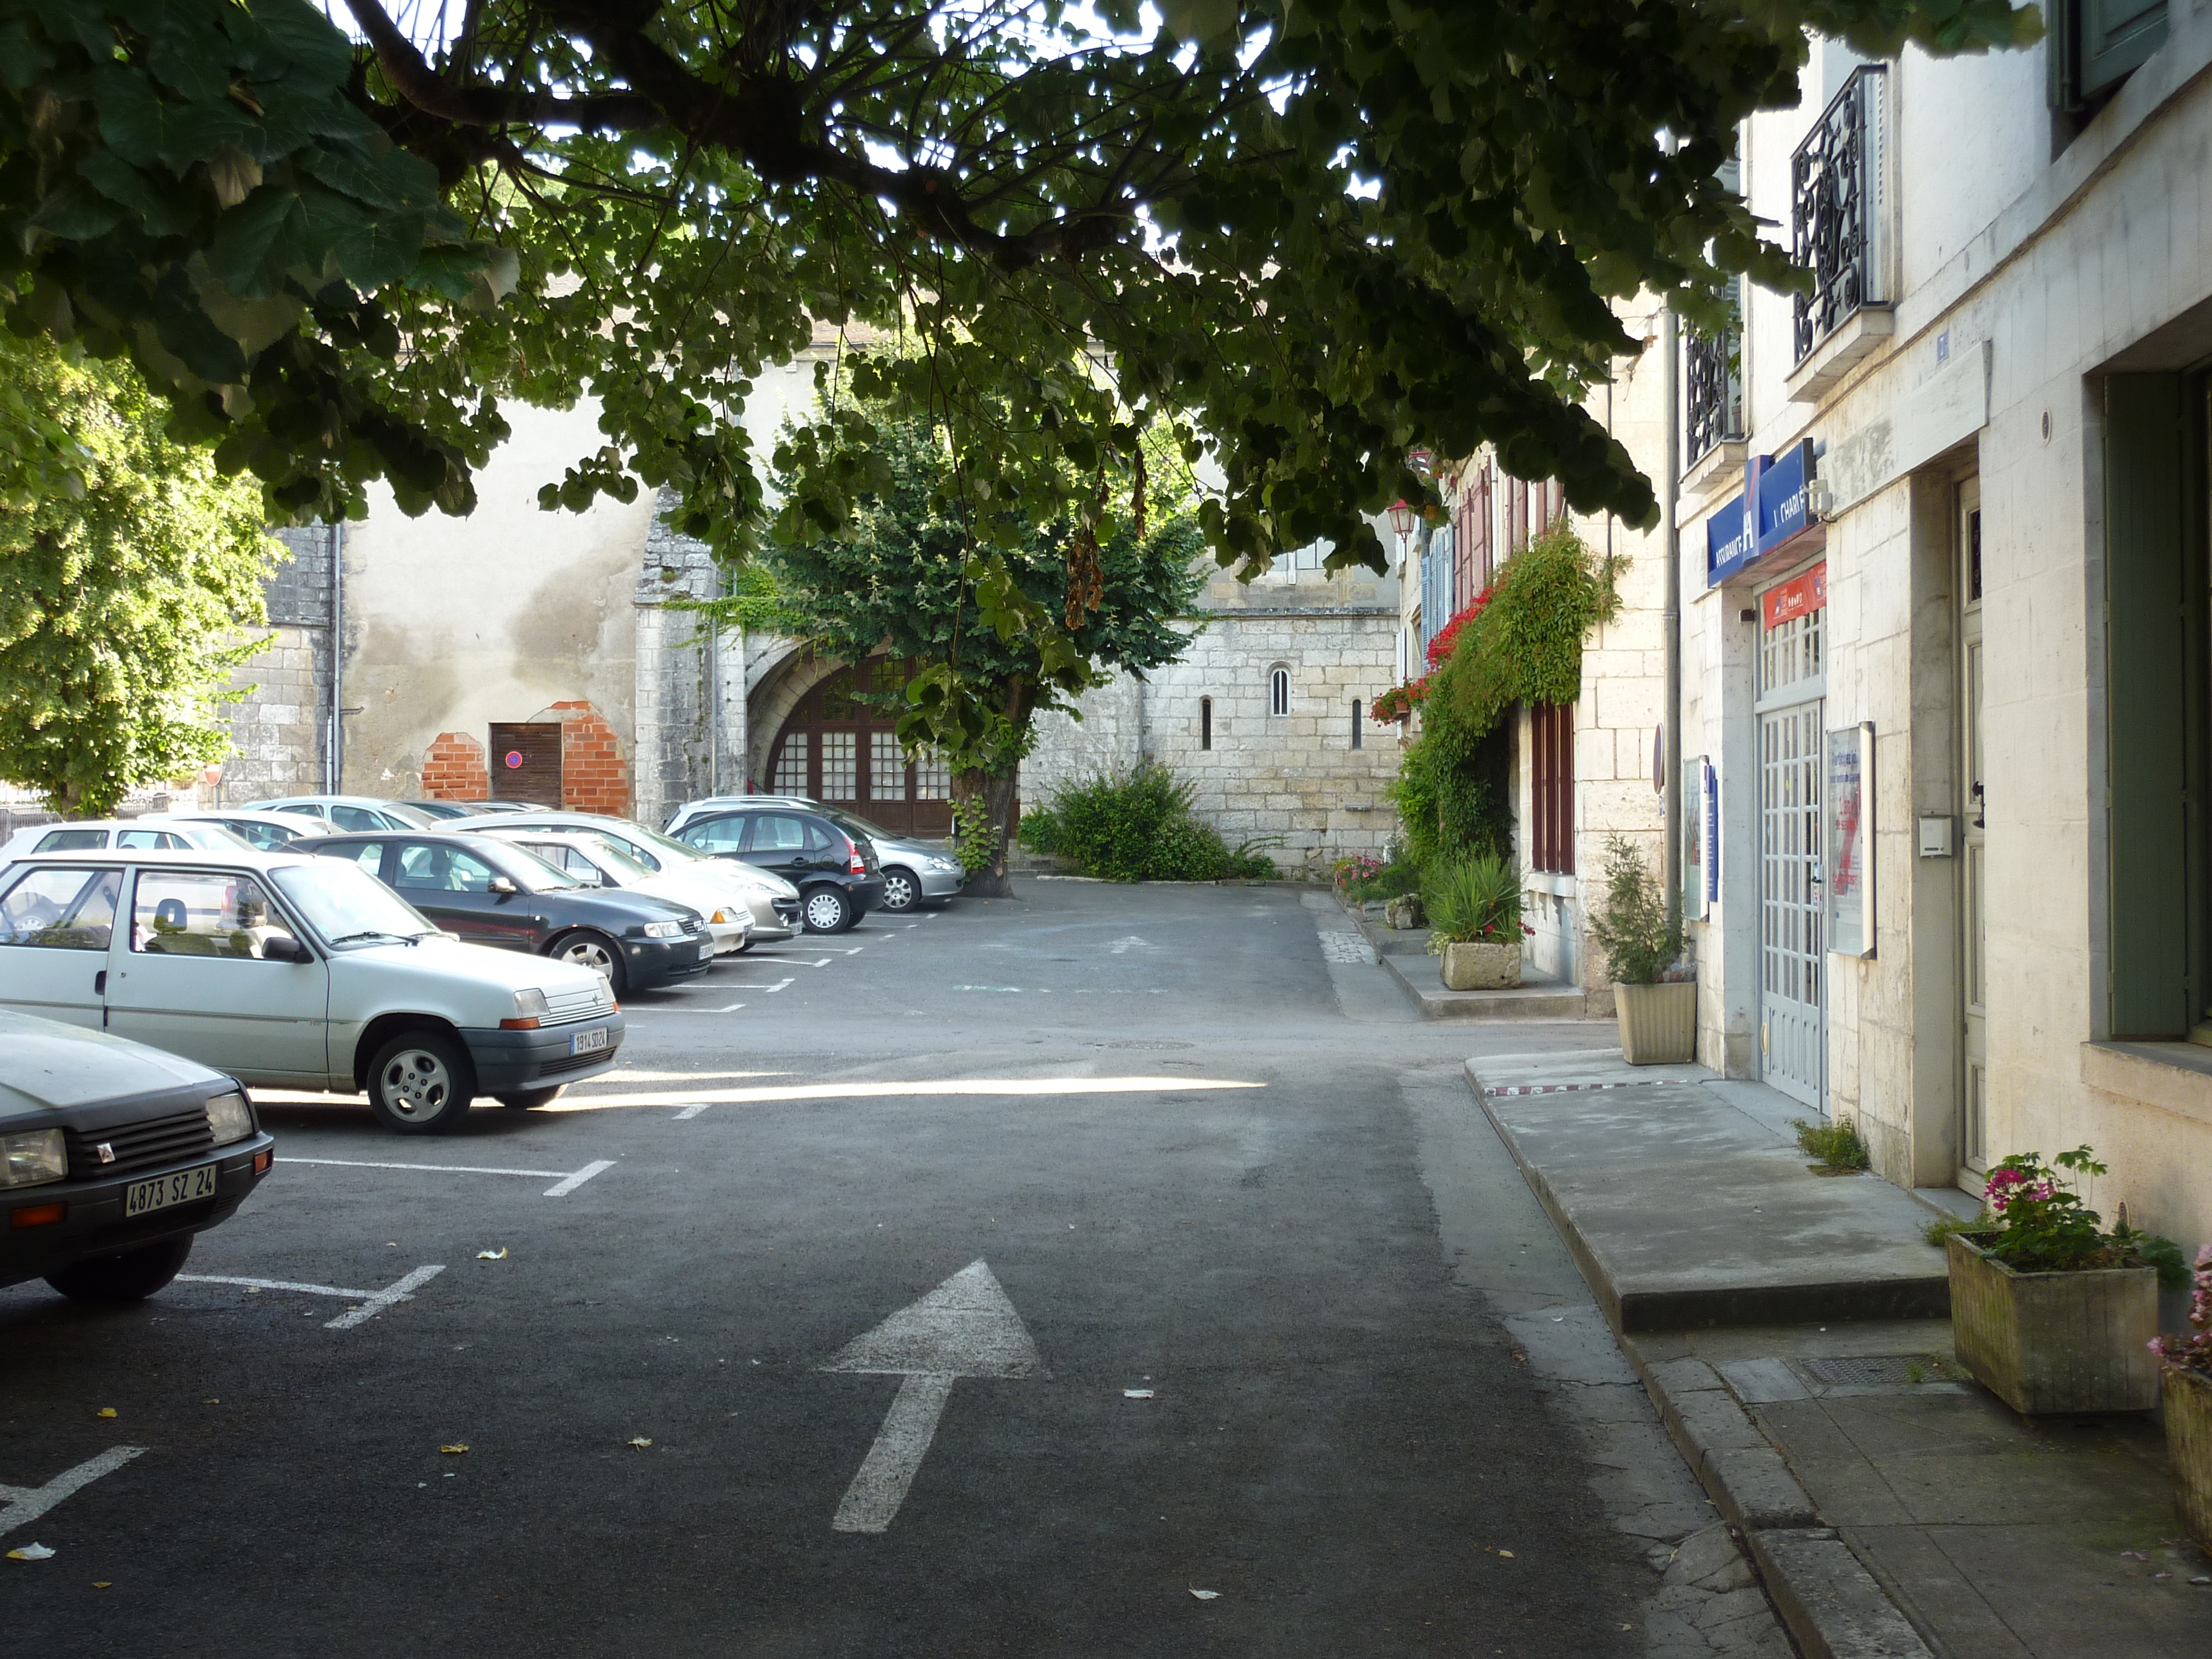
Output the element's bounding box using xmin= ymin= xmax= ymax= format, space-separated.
xmin=1704 ymin=438 xmax=1820 ymax=587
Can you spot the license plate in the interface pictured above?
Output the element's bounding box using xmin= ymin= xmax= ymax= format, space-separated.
xmin=570 ymin=1026 xmax=610 ymax=1056
xmin=699 ymin=943 xmax=714 ymax=959
xmin=124 ymin=1164 xmax=218 ymax=1218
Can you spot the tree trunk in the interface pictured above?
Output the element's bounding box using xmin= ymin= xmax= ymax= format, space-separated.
xmin=956 ymin=764 xmax=1022 ymax=897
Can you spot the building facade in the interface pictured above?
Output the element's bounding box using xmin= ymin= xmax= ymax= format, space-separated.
xmin=1671 ymin=4 xmax=2212 ymax=1251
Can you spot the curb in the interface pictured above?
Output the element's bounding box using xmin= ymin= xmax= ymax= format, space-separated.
xmin=1631 ymin=1358 xmax=1936 ymax=1659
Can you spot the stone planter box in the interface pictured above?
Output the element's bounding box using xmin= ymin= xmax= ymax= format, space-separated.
xmin=1440 ymin=940 xmax=1520 ymax=991
xmin=1945 ymin=1233 xmax=2159 ymax=1415
xmin=2165 ymin=1366 xmax=2212 ymax=1552
xmin=1614 ymin=980 xmax=1695 ymax=1065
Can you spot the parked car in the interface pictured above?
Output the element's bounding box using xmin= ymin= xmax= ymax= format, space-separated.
xmin=0 ymin=817 xmax=255 ymax=870
xmin=241 ymin=795 xmax=438 ymax=832
xmin=401 ymin=800 xmax=549 ymax=820
xmin=140 ymin=809 xmax=325 ymax=853
xmin=665 ymin=803 xmax=886 ymax=932
xmin=2 ymin=1009 xmax=276 ymax=1302
xmin=469 ymin=811 xmax=802 ymax=942
xmin=668 ymin=795 xmax=962 ymax=914
xmin=466 ymin=827 xmax=752 ymax=955
xmin=306 ymin=830 xmax=713 ymax=994
xmin=0 ymin=848 xmax=623 ymax=1133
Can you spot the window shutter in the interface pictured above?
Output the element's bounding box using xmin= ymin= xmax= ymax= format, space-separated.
xmin=2084 ymin=0 xmax=2167 ymax=98
xmin=2103 ymin=374 xmax=2193 ymax=1037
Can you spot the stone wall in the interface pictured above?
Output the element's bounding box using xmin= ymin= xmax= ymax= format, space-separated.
xmin=220 ymin=520 xmax=337 ymax=802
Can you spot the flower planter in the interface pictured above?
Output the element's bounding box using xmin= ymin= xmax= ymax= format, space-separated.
xmin=1945 ymin=1233 xmax=2159 ymax=1414
xmin=1441 ymin=940 xmax=1520 ymax=991
xmin=1614 ymin=980 xmax=1695 ymax=1065
xmin=2165 ymin=1366 xmax=2212 ymax=1551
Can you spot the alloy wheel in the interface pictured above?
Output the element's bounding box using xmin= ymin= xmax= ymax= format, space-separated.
xmin=379 ymin=1048 xmax=455 ymax=1122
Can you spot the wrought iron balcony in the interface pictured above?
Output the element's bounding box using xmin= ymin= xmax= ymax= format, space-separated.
xmin=1684 ymin=322 xmax=1743 ymax=463
xmin=1791 ymin=65 xmax=1886 ymax=363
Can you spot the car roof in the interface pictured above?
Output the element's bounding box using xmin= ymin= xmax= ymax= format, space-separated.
xmin=147 ymin=809 xmax=318 ymax=828
xmin=12 ymin=845 xmax=320 ymax=872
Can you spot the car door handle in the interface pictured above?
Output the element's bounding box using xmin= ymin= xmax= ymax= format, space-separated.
xmin=94 ymin=970 xmax=106 ymax=994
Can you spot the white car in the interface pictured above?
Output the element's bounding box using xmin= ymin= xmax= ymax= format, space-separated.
xmin=465 ymin=810 xmax=802 ymax=941
xmin=468 ymin=827 xmax=752 ymax=955
xmin=0 ymin=847 xmax=623 ymax=1134
xmin=146 ymin=809 xmax=329 ymax=853
xmin=0 ymin=817 xmax=254 ymax=870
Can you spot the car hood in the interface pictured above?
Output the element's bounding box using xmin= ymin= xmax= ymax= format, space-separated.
xmin=545 ymin=886 xmax=700 ymax=924
xmin=0 ymin=1008 xmax=228 ymax=1113
xmin=679 ymin=860 xmax=799 ymax=900
xmin=868 ymin=834 xmax=950 ymax=861
xmin=633 ymin=874 xmax=746 ymax=917
xmin=343 ymin=936 xmax=612 ymax=996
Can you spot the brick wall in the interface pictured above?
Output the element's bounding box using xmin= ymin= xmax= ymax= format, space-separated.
xmin=548 ymin=700 xmax=630 ymax=816
xmin=421 ymin=731 xmax=489 ymax=800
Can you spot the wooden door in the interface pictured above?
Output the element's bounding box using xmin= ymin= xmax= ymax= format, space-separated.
xmin=489 ymin=723 xmax=563 ymax=804
xmin=766 ymin=659 xmax=953 ymax=836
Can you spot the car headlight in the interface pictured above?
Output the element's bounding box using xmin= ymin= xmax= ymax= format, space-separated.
xmin=1 ymin=1127 xmax=67 ymax=1189
xmin=639 ymin=920 xmax=687 ymax=939
xmin=513 ymin=987 xmax=549 ymax=1021
xmin=928 ymin=856 xmax=960 ymax=871
xmin=206 ymin=1090 xmax=255 ymax=1147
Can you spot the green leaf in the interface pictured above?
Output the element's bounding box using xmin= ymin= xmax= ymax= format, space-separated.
xmin=207 ymin=185 xmax=304 ymax=296
xmin=28 ymin=181 xmax=126 ymax=241
xmin=76 ymin=151 xmax=198 ymax=237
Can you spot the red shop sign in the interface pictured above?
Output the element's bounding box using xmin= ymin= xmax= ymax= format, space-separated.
xmin=1761 ymin=563 xmax=1827 ymax=631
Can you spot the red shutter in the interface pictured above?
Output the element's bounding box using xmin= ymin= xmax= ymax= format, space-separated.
xmin=1530 ymin=702 xmax=1576 ymax=874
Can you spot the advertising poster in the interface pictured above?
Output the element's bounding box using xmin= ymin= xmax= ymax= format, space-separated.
xmin=1683 ymin=757 xmax=1708 ymax=920
xmin=1826 ymin=723 xmax=1874 ymax=958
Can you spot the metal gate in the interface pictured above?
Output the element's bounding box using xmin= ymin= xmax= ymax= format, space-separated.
xmin=1756 ymin=596 xmax=1826 ymax=1109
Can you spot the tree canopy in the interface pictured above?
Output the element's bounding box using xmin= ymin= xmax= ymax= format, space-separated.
xmin=0 ymin=0 xmax=2039 ymax=580
xmin=736 ymin=403 xmax=1205 ymax=889
xmin=0 ymin=331 xmax=277 ymax=816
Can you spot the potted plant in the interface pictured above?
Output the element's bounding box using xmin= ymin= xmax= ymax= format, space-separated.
xmin=1945 ymin=1147 xmax=2183 ymax=1416
xmin=1587 ymin=836 xmax=1691 ymax=1063
xmin=1424 ymin=853 xmax=1526 ymax=990
xmin=2154 ymin=1246 xmax=2212 ymax=1550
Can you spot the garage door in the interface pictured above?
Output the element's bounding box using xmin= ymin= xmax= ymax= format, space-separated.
xmin=489 ymin=722 xmax=563 ymax=804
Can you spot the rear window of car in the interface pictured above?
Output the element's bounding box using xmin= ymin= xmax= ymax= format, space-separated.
xmin=115 ymin=829 xmax=186 ymax=849
xmin=226 ymin=819 xmax=298 ymax=851
xmin=34 ymin=828 xmax=110 ymax=852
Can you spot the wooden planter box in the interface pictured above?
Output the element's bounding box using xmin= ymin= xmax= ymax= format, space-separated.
xmin=1945 ymin=1233 xmax=2159 ymax=1414
xmin=1441 ymin=940 xmax=1520 ymax=991
xmin=2166 ymin=1366 xmax=2212 ymax=1552
xmin=1615 ymin=980 xmax=1695 ymax=1065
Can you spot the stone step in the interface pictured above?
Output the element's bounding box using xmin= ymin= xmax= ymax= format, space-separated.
xmin=1381 ymin=951 xmax=1594 ymax=1019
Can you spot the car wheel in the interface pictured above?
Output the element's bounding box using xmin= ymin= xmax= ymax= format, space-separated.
xmin=44 ymin=1236 xmax=194 ymax=1303
xmin=497 ymin=1087 xmax=565 ymax=1110
xmin=801 ymin=884 xmax=853 ymax=933
xmin=879 ymin=868 xmax=919 ymax=912
xmin=550 ymin=929 xmax=629 ymax=996
xmin=365 ymin=1030 xmax=477 ymax=1134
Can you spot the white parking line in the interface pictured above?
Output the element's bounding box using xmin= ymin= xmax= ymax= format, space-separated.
xmin=639 ymin=1002 xmax=748 ymax=1015
xmin=1 ymin=1446 xmax=146 ymax=1536
xmin=837 ymin=946 xmax=865 ymax=954
xmin=672 ymin=1103 xmax=712 ymax=1120
xmin=282 ymin=1155 xmax=615 ymax=1198
xmin=175 ymin=1264 xmax=446 ymax=1329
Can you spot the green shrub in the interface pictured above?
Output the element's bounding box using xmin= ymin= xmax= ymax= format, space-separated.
xmin=1587 ymin=834 xmax=1682 ymax=985
xmin=1027 ymin=762 xmax=1274 ymax=882
xmin=1423 ymin=853 xmax=1524 ymax=947
xmin=1792 ymin=1116 xmax=1871 ymax=1172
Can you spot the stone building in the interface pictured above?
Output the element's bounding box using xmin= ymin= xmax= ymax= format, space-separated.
xmin=208 ymin=337 xmax=1400 ymax=868
xmin=1659 ymin=9 xmax=2212 ymax=1252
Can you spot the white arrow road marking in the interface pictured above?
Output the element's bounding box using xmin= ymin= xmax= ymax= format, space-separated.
xmin=1 ymin=1446 xmax=145 ymax=1536
xmin=1107 ymin=936 xmax=1151 ymax=954
xmin=672 ymin=1102 xmax=712 ymax=1120
xmin=823 ymin=1260 xmax=1046 ymax=1533
xmin=175 ymin=1264 xmax=444 ymax=1329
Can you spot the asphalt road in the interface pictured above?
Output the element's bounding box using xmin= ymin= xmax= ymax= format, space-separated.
xmin=2 ymin=880 xmax=1775 ymax=1657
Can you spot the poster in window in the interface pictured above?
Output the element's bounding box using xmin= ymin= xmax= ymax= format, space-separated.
xmin=1826 ymin=723 xmax=1874 ymax=958
xmin=1683 ymin=757 xmax=1708 ymax=920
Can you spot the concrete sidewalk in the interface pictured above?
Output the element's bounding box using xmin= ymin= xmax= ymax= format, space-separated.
xmin=1466 ymin=1042 xmax=2212 ymax=1658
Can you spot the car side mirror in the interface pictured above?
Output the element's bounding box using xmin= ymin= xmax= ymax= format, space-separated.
xmin=489 ymin=876 xmax=518 ymax=894
xmin=264 ymin=934 xmax=312 ymax=964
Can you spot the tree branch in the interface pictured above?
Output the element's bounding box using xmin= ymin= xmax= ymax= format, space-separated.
xmin=341 ymin=0 xmax=659 ymax=130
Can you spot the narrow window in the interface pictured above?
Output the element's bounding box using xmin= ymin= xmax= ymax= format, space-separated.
xmin=1270 ymin=667 xmax=1290 ymax=716
xmin=1351 ymin=699 xmax=1363 ymax=749
xmin=1200 ymin=696 xmax=1213 ymax=751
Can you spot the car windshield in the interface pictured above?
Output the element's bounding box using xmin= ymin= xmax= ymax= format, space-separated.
xmin=269 ymin=860 xmax=435 ymax=945
xmin=577 ymin=836 xmax=657 ymax=883
xmin=816 ymin=805 xmax=893 ymax=840
xmin=481 ymin=839 xmax=586 ymax=890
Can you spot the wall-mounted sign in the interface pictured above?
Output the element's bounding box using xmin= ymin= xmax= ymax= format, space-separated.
xmin=1826 ymin=722 xmax=1874 ymax=958
xmin=1683 ymin=756 xmax=1712 ymax=920
xmin=1754 ymin=438 xmax=1819 ymax=557
xmin=504 ymin=750 xmax=525 ymax=769
xmin=1704 ymin=437 xmax=1823 ymax=588
xmin=1761 ymin=562 xmax=1828 ymax=631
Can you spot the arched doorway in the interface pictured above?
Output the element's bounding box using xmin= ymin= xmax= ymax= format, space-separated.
xmin=765 ymin=657 xmax=953 ymax=836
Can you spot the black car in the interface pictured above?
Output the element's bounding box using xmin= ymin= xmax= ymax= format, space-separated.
xmin=2 ymin=1009 xmax=274 ymax=1303
xmin=669 ymin=806 xmax=886 ymax=932
xmin=307 ymin=831 xmax=713 ymax=995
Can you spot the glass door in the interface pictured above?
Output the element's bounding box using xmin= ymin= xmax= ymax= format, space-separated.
xmin=1757 ymin=588 xmax=1827 ymax=1109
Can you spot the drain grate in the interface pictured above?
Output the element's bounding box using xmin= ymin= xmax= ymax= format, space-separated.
xmin=1801 ymin=1354 xmax=1951 ymax=1387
